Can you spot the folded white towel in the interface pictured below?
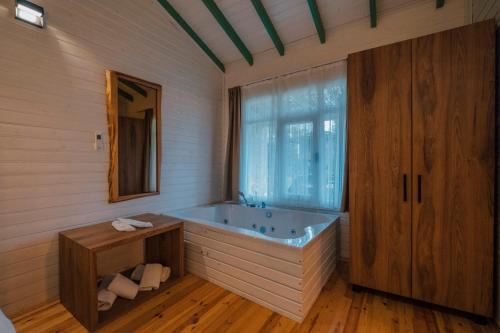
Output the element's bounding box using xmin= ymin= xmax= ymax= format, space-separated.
xmin=131 ymin=264 xmax=169 ymax=283
xmin=161 ymin=266 xmax=171 ymax=283
xmin=111 ymin=220 xmax=136 ymax=232
xmin=98 ymin=289 xmax=117 ymax=311
xmin=107 ymin=273 xmax=139 ymax=300
xmin=117 ymin=218 xmax=153 ymax=228
xmin=139 ymin=263 xmax=163 ymax=291
xmin=130 ymin=264 xmax=145 ymax=281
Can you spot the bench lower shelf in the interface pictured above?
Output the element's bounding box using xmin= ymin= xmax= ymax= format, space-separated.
xmin=98 ymin=275 xmax=181 ymax=328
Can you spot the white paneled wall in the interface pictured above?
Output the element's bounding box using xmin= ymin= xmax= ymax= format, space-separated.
xmin=339 ymin=213 xmax=349 ymax=260
xmin=0 ymin=0 xmax=488 ymax=320
xmin=473 ymin=0 xmax=500 ymax=23
xmin=224 ymin=0 xmax=469 ymax=88
xmin=224 ymin=0 xmax=469 ymax=260
xmin=0 ymin=0 xmax=223 ymax=316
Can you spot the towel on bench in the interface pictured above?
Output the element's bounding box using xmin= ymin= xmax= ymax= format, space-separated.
xmin=107 ymin=273 xmax=139 ymax=300
xmin=139 ymin=264 xmax=163 ymax=291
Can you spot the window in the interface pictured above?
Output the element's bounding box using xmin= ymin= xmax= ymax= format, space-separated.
xmin=240 ymin=61 xmax=347 ymax=210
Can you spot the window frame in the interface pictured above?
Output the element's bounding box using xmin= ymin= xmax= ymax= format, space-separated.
xmin=240 ymin=72 xmax=347 ymax=211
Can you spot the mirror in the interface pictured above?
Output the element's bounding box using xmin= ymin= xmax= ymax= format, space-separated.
xmin=105 ymin=70 xmax=161 ymax=202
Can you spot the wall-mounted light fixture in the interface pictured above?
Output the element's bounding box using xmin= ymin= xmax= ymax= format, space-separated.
xmin=15 ymin=0 xmax=44 ymax=28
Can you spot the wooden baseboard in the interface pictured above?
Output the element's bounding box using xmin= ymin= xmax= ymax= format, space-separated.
xmin=10 ymin=298 xmax=59 ymax=323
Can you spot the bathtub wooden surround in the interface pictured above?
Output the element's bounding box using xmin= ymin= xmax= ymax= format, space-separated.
xmin=59 ymin=214 xmax=184 ymax=331
xmin=180 ymin=214 xmax=339 ymax=322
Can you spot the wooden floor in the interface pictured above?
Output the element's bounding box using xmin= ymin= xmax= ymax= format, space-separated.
xmin=12 ymin=264 xmax=499 ymax=333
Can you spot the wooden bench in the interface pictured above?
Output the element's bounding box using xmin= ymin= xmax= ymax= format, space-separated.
xmin=59 ymin=213 xmax=184 ymax=331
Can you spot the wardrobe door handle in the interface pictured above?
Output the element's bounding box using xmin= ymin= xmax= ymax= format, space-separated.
xmin=403 ymin=174 xmax=408 ymax=202
xmin=417 ymin=175 xmax=422 ymax=203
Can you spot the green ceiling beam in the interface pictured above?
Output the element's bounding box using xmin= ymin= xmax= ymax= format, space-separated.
xmin=119 ymin=78 xmax=148 ymax=97
xmin=251 ymin=0 xmax=284 ymax=56
xmin=307 ymin=0 xmax=325 ymax=44
xmin=369 ymin=0 xmax=377 ymax=28
xmin=202 ymin=0 xmax=253 ymax=65
xmin=436 ymin=0 xmax=444 ymax=8
xmin=118 ymin=88 xmax=133 ymax=102
xmin=157 ymin=0 xmax=225 ymax=72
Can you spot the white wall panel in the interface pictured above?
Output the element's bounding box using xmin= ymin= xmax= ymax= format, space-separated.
xmin=0 ymin=0 xmax=223 ymax=316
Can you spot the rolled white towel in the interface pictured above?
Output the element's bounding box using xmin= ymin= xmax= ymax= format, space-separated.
xmin=98 ymin=289 xmax=117 ymax=311
xmin=130 ymin=264 xmax=145 ymax=282
xmin=161 ymin=266 xmax=171 ymax=283
xmin=107 ymin=273 xmax=139 ymax=300
xmin=111 ymin=220 xmax=136 ymax=232
xmin=139 ymin=263 xmax=163 ymax=291
xmin=117 ymin=218 xmax=153 ymax=228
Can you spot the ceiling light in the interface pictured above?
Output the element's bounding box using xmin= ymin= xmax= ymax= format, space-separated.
xmin=15 ymin=0 xmax=44 ymax=28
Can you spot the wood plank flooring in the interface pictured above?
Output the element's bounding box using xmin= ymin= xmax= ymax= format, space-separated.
xmin=11 ymin=263 xmax=499 ymax=333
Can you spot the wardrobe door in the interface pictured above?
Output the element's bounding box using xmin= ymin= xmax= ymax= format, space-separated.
xmin=348 ymin=41 xmax=412 ymax=296
xmin=412 ymin=21 xmax=495 ymax=316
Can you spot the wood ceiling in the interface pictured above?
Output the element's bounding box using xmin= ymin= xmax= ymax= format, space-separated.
xmin=157 ymin=0 xmax=446 ymax=72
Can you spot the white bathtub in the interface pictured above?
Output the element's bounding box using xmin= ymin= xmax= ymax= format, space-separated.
xmin=165 ymin=203 xmax=339 ymax=322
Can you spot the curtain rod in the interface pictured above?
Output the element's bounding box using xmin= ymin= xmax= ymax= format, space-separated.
xmin=241 ymin=57 xmax=347 ymax=88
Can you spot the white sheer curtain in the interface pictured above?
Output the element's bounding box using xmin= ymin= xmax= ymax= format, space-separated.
xmin=240 ymin=61 xmax=347 ymax=210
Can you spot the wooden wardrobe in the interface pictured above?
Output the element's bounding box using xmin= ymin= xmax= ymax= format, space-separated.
xmin=348 ymin=20 xmax=495 ymax=317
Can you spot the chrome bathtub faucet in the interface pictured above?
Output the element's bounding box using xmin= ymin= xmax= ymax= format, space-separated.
xmin=238 ymin=191 xmax=249 ymax=206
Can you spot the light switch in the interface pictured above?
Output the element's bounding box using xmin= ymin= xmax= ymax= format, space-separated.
xmin=94 ymin=132 xmax=103 ymax=151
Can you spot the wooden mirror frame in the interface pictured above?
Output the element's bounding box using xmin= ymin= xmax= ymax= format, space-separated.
xmin=105 ymin=70 xmax=162 ymax=203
